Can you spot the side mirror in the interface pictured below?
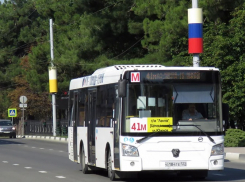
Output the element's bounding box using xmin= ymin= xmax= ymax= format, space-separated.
xmin=118 ymin=78 xmax=126 ymax=97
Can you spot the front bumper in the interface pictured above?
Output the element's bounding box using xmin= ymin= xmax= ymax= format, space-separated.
xmin=0 ymin=131 xmax=16 ymax=137
xmin=119 ymin=155 xmax=224 ymax=171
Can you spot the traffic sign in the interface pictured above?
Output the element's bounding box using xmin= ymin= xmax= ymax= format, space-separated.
xmin=19 ymin=96 xmax=27 ymax=103
xmin=19 ymin=104 xmax=27 ymax=108
xmin=8 ymin=108 xmax=17 ymax=117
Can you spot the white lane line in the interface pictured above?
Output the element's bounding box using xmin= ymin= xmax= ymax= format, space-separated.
xmin=39 ymin=148 xmax=44 ymax=149
xmin=59 ymin=151 xmax=64 ymax=152
xmin=25 ymin=167 xmax=32 ymax=169
xmin=13 ymin=164 xmax=19 ymax=166
xmin=39 ymin=171 xmax=47 ymax=173
xmin=2 ymin=161 xmax=8 ymax=163
xmin=56 ymin=176 xmax=66 ymax=179
xmin=213 ymin=173 xmax=225 ymax=176
xmin=49 ymin=149 xmax=53 ymax=151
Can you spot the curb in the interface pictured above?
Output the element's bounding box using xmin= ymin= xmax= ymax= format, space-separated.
xmin=17 ymin=135 xmax=68 ymax=142
xmin=225 ymin=153 xmax=245 ymax=161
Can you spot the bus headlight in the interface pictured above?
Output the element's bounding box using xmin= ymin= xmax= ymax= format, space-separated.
xmin=122 ymin=144 xmax=139 ymax=157
xmin=211 ymin=143 xmax=224 ymax=156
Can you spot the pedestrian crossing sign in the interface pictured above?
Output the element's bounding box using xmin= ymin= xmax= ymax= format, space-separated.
xmin=8 ymin=108 xmax=17 ymax=117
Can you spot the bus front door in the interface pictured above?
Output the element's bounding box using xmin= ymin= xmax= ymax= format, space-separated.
xmin=87 ymin=88 xmax=96 ymax=165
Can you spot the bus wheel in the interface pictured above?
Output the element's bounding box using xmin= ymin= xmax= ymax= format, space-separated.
xmin=107 ymin=150 xmax=116 ymax=181
xmin=81 ymin=148 xmax=88 ymax=174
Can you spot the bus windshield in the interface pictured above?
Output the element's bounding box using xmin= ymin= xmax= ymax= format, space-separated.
xmin=122 ymin=81 xmax=222 ymax=136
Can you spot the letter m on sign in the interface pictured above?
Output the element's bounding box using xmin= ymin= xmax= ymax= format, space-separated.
xmin=131 ymin=72 xmax=140 ymax=82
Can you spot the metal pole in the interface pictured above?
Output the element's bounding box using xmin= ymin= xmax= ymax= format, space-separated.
xmin=50 ymin=19 xmax=54 ymax=67
xmin=50 ymin=19 xmax=56 ymax=136
xmin=192 ymin=0 xmax=200 ymax=67
xmin=52 ymin=94 xmax=56 ymax=136
xmin=22 ymin=97 xmax=25 ymax=137
xmin=192 ymin=0 xmax=198 ymax=8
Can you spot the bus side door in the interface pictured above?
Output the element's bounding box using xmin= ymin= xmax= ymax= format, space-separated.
xmin=68 ymin=90 xmax=78 ymax=162
xmin=87 ymin=88 xmax=97 ymax=165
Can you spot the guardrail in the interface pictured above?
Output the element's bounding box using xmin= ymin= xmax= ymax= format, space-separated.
xmin=16 ymin=120 xmax=68 ymax=136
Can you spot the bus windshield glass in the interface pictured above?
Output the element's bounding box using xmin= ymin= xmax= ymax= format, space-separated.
xmin=122 ymin=70 xmax=222 ymax=136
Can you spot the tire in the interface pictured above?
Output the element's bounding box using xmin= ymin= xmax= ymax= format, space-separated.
xmin=107 ymin=150 xmax=116 ymax=181
xmin=81 ymin=148 xmax=88 ymax=174
xmin=9 ymin=135 xmax=12 ymax=138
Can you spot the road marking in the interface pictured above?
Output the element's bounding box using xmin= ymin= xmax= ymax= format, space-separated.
xmin=213 ymin=173 xmax=225 ymax=176
xmin=59 ymin=151 xmax=64 ymax=152
xmin=2 ymin=161 xmax=8 ymax=163
xmin=32 ymin=147 xmax=36 ymax=148
xmin=39 ymin=171 xmax=47 ymax=173
xmin=13 ymin=164 xmax=19 ymax=166
xmin=56 ymin=176 xmax=66 ymax=179
xmin=25 ymin=167 xmax=32 ymax=169
xmin=39 ymin=148 xmax=44 ymax=149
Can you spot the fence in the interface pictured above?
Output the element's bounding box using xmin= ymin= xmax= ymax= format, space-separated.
xmin=17 ymin=120 xmax=68 ymax=136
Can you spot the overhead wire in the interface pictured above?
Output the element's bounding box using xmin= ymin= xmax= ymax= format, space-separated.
xmin=0 ymin=6 xmax=37 ymax=38
xmin=110 ymin=36 xmax=144 ymax=60
xmin=1 ymin=0 xmax=143 ymax=66
xmin=0 ymin=1 xmax=120 ymax=55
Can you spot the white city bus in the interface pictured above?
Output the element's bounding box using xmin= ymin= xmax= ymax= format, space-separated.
xmin=68 ymin=65 xmax=227 ymax=180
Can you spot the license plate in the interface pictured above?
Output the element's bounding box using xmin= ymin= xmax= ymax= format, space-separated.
xmin=165 ymin=162 xmax=187 ymax=167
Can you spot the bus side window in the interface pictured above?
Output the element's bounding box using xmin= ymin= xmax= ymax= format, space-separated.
xmin=68 ymin=91 xmax=74 ymax=127
xmin=105 ymin=85 xmax=115 ymax=127
xmin=79 ymin=93 xmax=86 ymax=126
xmin=96 ymin=86 xmax=105 ymax=127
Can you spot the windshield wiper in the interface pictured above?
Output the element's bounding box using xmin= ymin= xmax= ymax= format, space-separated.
xmin=178 ymin=124 xmax=215 ymax=144
xmin=136 ymin=131 xmax=160 ymax=143
xmin=136 ymin=124 xmax=215 ymax=144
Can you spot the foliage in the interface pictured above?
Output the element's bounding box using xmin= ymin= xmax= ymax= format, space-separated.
xmin=224 ymin=129 xmax=245 ymax=147
xmin=0 ymin=0 xmax=245 ymax=125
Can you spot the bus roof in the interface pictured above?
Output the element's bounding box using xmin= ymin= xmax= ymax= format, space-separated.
xmin=69 ymin=65 xmax=219 ymax=90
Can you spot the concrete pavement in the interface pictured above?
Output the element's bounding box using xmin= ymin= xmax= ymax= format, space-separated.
xmin=225 ymin=147 xmax=245 ymax=162
xmin=17 ymin=135 xmax=245 ymax=162
xmin=17 ymin=135 xmax=68 ymax=142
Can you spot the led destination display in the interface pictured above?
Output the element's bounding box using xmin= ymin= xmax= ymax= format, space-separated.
xmin=145 ymin=71 xmax=201 ymax=80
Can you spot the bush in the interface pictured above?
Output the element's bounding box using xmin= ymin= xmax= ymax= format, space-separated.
xmin=224 ymin=129 xmax=245 ymax=147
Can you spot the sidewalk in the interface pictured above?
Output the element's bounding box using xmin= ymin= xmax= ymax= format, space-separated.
xmin=17 ymin=135 xmax=245 ymax=162
xmin=225 ymin=147 xmax=245 ymax=161
xmin=17 ymin=135 xmax=68 ymax=143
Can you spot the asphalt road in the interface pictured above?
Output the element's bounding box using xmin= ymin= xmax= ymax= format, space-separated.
xmin=0 ymin=138 xmax=244 ymax=182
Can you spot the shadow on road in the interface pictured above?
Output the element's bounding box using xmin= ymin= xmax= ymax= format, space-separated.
xmin=80 ymin=166 xmax=245 ymax=182
xmin=0 ymin=138 xmax=25 ymax=145
xmin=82 ymin=170 xmax=210 ymax=182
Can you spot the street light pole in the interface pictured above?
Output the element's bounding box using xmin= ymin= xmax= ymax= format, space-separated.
xmin=188 ymin=0 xmax=203 ymax=67
xmin=49 ymin=19 xmax=57 ymax=136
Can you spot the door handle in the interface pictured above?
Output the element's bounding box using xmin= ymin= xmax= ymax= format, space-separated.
xmin=110 ymin=131 xmax=113 ymax=134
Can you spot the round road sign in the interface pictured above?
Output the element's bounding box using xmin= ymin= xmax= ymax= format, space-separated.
xmin=19 ymin=96 xmax=27 ymax=103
